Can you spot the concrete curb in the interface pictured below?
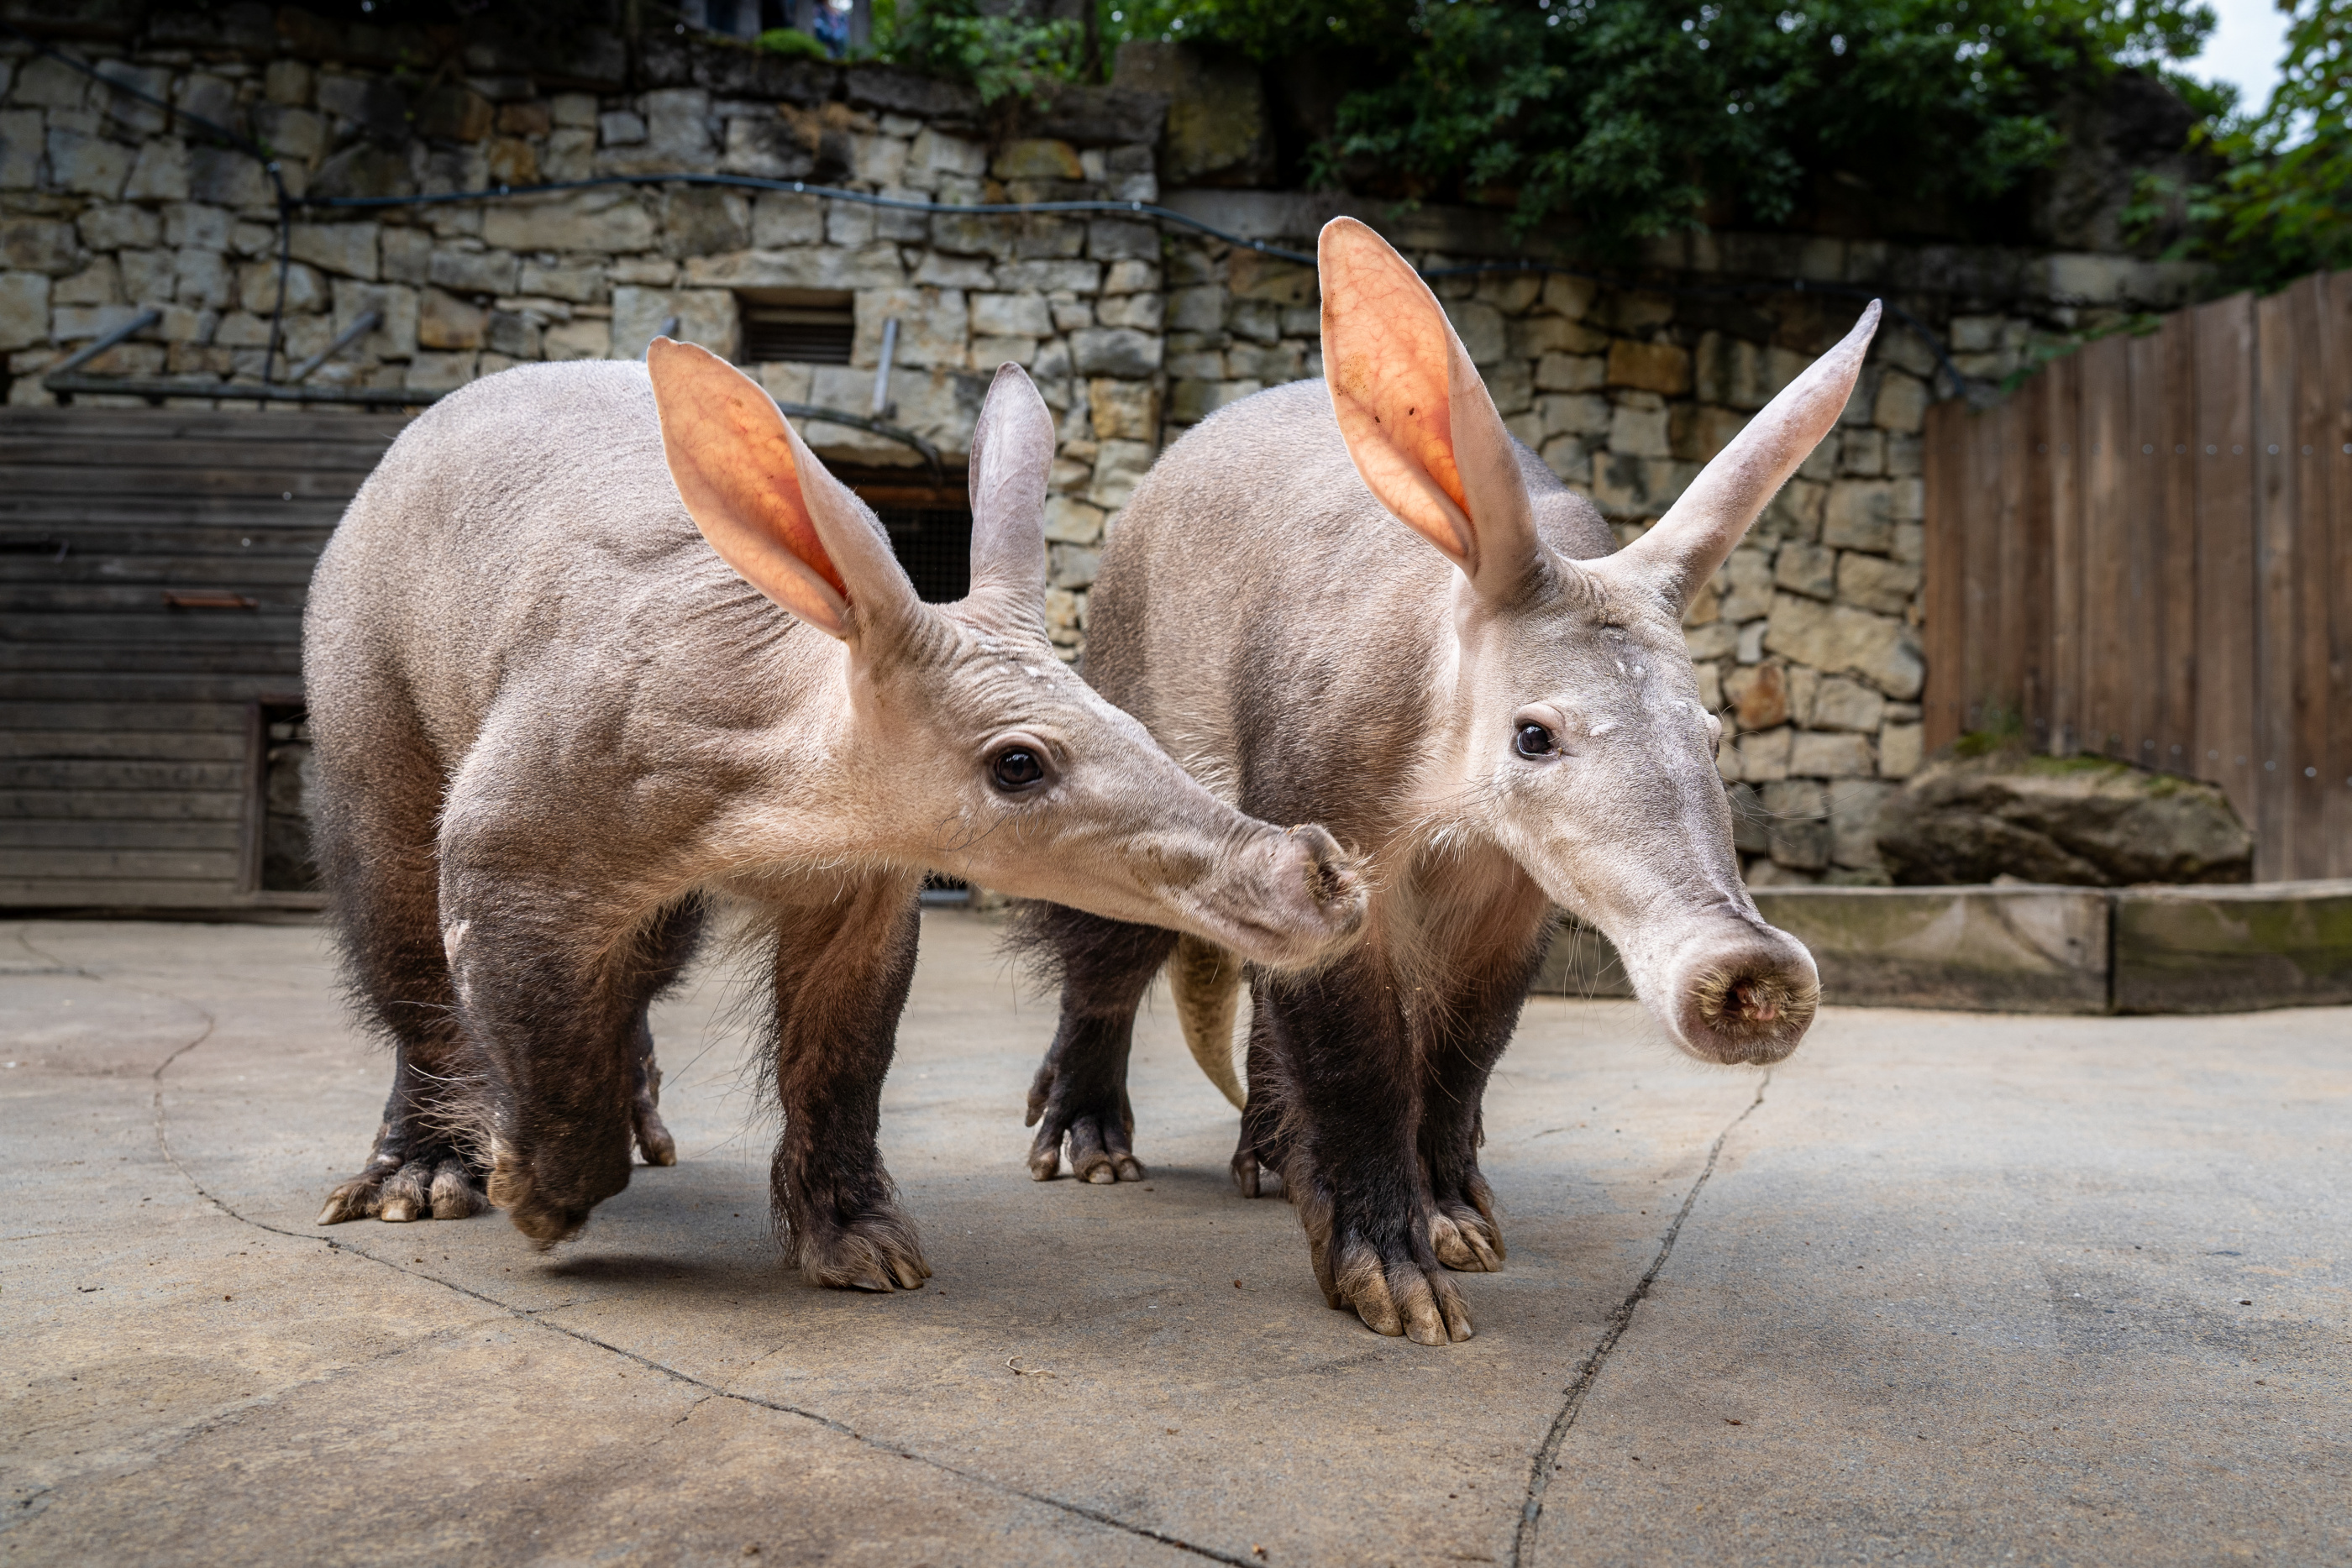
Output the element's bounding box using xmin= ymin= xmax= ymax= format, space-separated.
xmin=1531 ymin=879 xmax=2352 ymax=1015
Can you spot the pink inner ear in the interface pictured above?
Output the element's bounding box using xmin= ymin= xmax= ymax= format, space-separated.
xmin=1320 ymin=223 xmax=1476 ymax=559
xmin=648 ymin=340 xmax=848 ymax=601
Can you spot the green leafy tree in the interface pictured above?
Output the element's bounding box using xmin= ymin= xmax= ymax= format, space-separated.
xmin=2175 ymin=0 xmax=2352 ymax=290
xmin=1095 ymin=0 xmax=2216 ymax=248
xmin=873 ymin=0 xmax=1093 ymax=103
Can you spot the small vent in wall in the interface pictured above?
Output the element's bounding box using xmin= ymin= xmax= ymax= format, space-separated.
xmin=739 ymin=295 xmax=856 ymax=364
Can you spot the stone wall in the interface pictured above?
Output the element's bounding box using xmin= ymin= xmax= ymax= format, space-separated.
xmin=0 ymin=13 xmax=2218 ymax=885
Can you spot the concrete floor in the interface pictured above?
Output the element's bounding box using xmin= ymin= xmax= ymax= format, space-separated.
xmin=1 ymin=911 xmax=2344 ymax=1567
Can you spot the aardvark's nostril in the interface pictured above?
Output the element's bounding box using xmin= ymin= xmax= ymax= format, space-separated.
xmin=1729 ymin=978 xmax=1779 ymax=1023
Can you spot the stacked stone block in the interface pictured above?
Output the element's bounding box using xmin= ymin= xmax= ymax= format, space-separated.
xmin=1156 ymin=235 xmax=1940 ymax=884
xmin=0 ymin=20 xmax=2214 ymax=883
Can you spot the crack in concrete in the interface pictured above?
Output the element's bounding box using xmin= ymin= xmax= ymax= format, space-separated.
xmin=1509 ymin=1072 xmax=1772 ymax=1568
xmin=129 ymin=968 xmax=1253 ymax=1568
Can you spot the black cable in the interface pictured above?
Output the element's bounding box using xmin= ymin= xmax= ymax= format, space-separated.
xmin=7 ymin=18 xmax=1965 ymax=399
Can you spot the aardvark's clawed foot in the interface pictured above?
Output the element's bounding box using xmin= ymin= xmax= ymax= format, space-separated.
xmin=1301 ymin=1188 xmax=1473 ymax=1345
xmin=792 ymin=1188 xmax=932 ymax=1292
xmin=316 ymin=1129 xmax=491 ymax=1225
xmin=1024 ymin=1058 xmax=1144 ymax=1184
xmin=1427 ymin=1173 xmax=1505 ymax=1272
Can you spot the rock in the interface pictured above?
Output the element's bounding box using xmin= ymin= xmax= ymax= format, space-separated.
xmin=1836 ymin=553 xmax=1920 ymax=614
xmin=1112 ymin=43 xmax=1259 ymax=185
xmin=842 ymin=66 xmax=982 ymax=128
xmin=45 ymin=125 xmax=133 ymax=199
xmin=484 ymin=191 xmax=654 ymax=254
xmin=1774 ymin=540 xmax=1835 ymax=600
xmin=289 ymin=223 xmax=380 ymax=281
xmin=1606 ymin=338 xmax=1692 ymax=395
xmin=0 ymin=272 xmax=50 ymax=352
xmin=1876 ymin=752 xmax=2254 ymax=887
xmin=311 ymin=144 xmax=416 ymax=202
xmin=3 ymin=109 xmax=47 ymax=189
xmin=1070 ymin=327 xmax=1161 ymax=379
xmin=993 ymin=139 xmax=1084 ymax=181
xmin=1725 ymin=663 xmax=1788 ymax=731
xmin=1023 ymin=85 xmax=1169 ymax=149
xmin=1764 ymin=593 xmax=1924 ymax=699
xmin=2 ymin=218 xmax=80 ymax=277
xmin=1089 ymin=378 xmax=1159 ymax=440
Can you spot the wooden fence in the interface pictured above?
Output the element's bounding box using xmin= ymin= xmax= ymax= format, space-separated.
xmin=1922 ymin=270 xmax=2352 ymax=883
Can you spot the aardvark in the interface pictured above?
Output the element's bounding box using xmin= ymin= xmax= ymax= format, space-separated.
xmin=1018 ymin=219 xmax=1877 ymax=1341
xmin=303 ymin=345 xmax=1363 ymax=1292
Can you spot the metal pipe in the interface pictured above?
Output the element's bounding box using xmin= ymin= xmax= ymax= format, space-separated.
xmin=39 ymin=375 xmax=438 ymax=408
xmin=286 ymin=310 xmax=381 ymax=385
xmin=45 ymin=308 xmax=162 ymax=381
xmin=872 ymin=317 xmax=898 ymax=417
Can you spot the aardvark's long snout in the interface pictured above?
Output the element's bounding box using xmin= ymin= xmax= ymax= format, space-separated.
xmin=1193 ymin=822 xmax=1367 ymax=969
xmin=1656 ymin=918 xmax=1820 ymax=1065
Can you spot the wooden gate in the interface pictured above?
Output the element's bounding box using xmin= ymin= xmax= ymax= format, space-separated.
xmin=1 ymin=408 xmax=410 ymax=910
xmin=1922 ymin=271 xmax=2352 ymax=883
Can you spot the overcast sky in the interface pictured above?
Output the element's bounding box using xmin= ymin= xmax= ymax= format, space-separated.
xmin=2188 ymin=0 xmax=2293 ymax=115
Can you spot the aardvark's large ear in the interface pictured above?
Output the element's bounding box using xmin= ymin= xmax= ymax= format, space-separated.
xmin=962 ymin=362 xmax=1055 ymax=630
xmin=648 ymin=338 xmax=921 ymax=642
xmin=1319 ymin=217 xmax=1540 ymax=601
xmin=1608 ymin=302 xmax=1881 ymax=609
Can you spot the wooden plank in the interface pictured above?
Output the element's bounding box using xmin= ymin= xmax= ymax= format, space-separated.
xmin=2043 ymin=356 xmax=2083 ymax=752
xmin=0 ymin=612 xmax=303 ymax=642
xmin=2319 ymin=271 xmax=2352 ymax=877
xmin=2077 ymin=335 xmax=2132 ymax=757
xmin=1 ymin=848 xmax=244 ymax=881
xmin=0 ymin=559 xmax=321 ymax=588
xmin=0 ymin=789 xmax=246 ymax=821
xmin=0 ymin=730 xmax=248 ymax=762
xmin=0 ymin=501 xmax=347 ymax=526
xmin=2192 ymin=293 xmax=2258 ymax=828
xmin=2156 ymin=311 xmax=2201 ymax=776
xmin=0 ymin=701 xmax=251 ymax=732
xmin=0 ymin=758 xmax=248 ymax=791
xmin=1973 ymin=398 xmax=2018 ymax=732
xmin=2124 ymin=328 xmax=2166 ymax=769
xmin=0 ymin=437 xmax=396 ymax=470
xmin=0 ymin=819 xmax=243 ymax=850
xmin=0 ymin=408 xmax=411 ymax=442
xmin=0 ymin=878 xmax=250 ymax=908
xmin=0 ymin=587 xmax=309 ymax=613
xmin=2282 ymin=275 xmax=2334 ymax=878
xmin=0 ymin=465 xmax=377 ymax=499
xmin=1920 ymin=399 xmax=1967 ymax=749
xmin=0 ymin=652 xmax=304 ymax=681
xmin=2252 ymin=288 xmax=2301 ymax=878
xmin=0 ymin=674 xmax=304 ymax=703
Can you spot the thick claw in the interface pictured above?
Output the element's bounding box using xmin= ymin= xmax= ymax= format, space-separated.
xmin=317 ymin=1146 xmax=491 ymax=1227
xmin=795 ymin=1199 xmax=931 ymax=1293
xmin=1430 ymin=1209 xmax=1503 ymax=1272
xmin=634 ymin=1104 xmax=678 ymax=1167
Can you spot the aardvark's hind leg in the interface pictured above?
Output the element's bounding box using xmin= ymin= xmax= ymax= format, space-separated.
xmin=765 ymin=877 xmax=931 ymax=1291
xmin=1011 ymin=903 xmax=1176 ymax=1183
xmin=311 ymin=691 xmax=491 ymax=1226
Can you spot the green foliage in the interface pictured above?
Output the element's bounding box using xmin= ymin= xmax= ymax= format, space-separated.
xmin=1095 ymin=0 xmax=2216 ymax=248
xmin=873 ymin=0 xmax=1089 ymax=104
xmin=2163 ymin=0 xmax=2352 ymax=291
xmin=757 ymin=26 xmax=835 ymax=60
xmin=1952 ymin=700 xmax=2028 ymax=757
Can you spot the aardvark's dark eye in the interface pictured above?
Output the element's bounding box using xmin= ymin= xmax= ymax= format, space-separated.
xmin=990 ymin=747 xmax=1047 ymax=793
xmin=1514 ymin=722 xmax=1557 ymax=759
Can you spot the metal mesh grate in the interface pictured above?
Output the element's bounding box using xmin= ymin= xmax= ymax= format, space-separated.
xmin=739 ymin=302 xmax=855 ymax=364
xmin=869 ymin=506 xmax=972 ymax=604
